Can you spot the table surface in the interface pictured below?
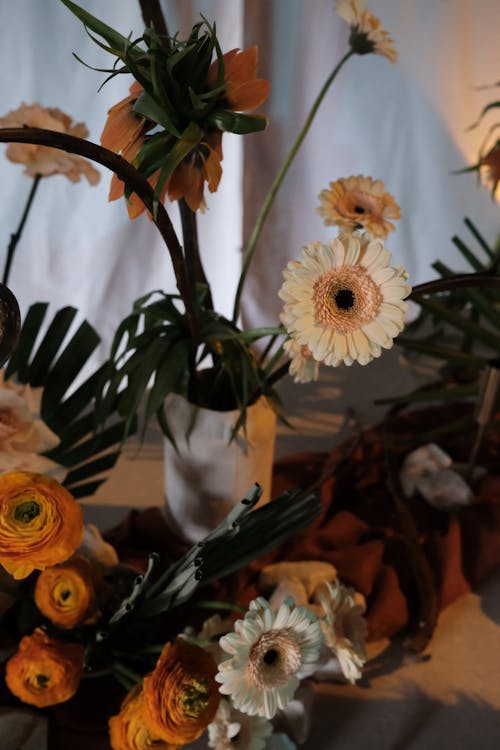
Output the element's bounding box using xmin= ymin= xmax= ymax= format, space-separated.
xmin=81 ymin=352 xmax=500 ymax=749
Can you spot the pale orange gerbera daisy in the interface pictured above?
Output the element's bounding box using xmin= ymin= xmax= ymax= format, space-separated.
xmin=317 ymin=176 xmax=401 ymax=239
xmin=279 ymin=233 xmax=410 ymax=367
xmin=0 ymin=103 xmax=100 ymax=184
xmin=335 ymin=0 xmax=398 ymax=63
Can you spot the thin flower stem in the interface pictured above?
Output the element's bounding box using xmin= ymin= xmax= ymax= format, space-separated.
xmin=179 ymin=199 xmax=214 ymax=310
xmin=232 ymin=49 xmax=355 ymax=323
xmin=0 ymin=127 xmax=198 ymax=342
xmin=3 ymin=174 xmax=41 ymax=286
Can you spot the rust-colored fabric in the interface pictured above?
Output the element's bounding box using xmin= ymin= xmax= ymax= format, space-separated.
xmin=104 ymin=405 xmax=500 ymax=644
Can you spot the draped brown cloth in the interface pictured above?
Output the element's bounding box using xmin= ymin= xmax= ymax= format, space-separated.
xmin=105 ymin=404 xmax=500 ymax=643
xmin=2 ymin=404 xmax=500 ymax=749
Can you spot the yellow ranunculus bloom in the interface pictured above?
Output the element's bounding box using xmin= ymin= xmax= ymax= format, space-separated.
xmin=0 ymin=471 xmax=83 ymax=579
xmin=34 ymin=556 xmax=96 ymax=629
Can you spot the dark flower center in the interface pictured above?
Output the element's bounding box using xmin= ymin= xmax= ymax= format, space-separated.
xmin=36 ymin=674 xmax=49 ymax=688
xmin=180 ymin=678 xmax=210 ymax=718
xmin=334 ymin=289 xmax=355 ymax=311
xmin=353 ymin=205 xmax=365 ymax=214
xmin=60 ymin=589 xmax=71 ymax=602
xmin=263 ymin=648 xmax=279 ymax=665
xmin=14 ymin=500 xmax=41 ymax=523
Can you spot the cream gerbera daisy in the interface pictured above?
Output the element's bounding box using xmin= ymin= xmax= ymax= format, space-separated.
xmin=283 ymin=337 xmax=320 ymax=384
xmin=215 ymin=597 xmax=322 ymax=720
xmin=317 ymin=176 xmax=401 ymax=239
xmin=317 ymin=579 xmax=368 ymax=684
xmin=335 ymin=0 xmax=398 ymax=63
xmin=208 ymin=697 xmax=273 ymax=750
xmin=279 ymin=233 xmax=410 ymax=367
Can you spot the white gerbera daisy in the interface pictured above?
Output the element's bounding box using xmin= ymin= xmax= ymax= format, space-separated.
xmin=215 ymin=597 xmax=322 ymax=720
xmin=208 ymin=697 xmax=273 ymax=750
xmin=317 ymin=579 xmax=368 ymax=684
xmin=283 ymin=337 xmax=320 ymax=384
xmin=335 ymin=0 xmax=398 ymax=63
xmin=279 ymin=233 xmax=410 ymax=367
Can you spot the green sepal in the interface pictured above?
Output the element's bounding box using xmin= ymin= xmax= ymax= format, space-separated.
xmin=60 ymin=0 xmax=135 ymax=58
xmin=207 ymin=110 xmax=268 ymax=134
xmin=133 ymin=91 xmax=181 ymax=137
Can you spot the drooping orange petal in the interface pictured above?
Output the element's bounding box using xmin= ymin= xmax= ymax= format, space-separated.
xmin=203 ymin=148 xmax=223 ymax=193
xmin=208 ymin=46 xmax=270 ymax=112
xmin=225 ymin=79 xmax=271 ymax=111
xmin=224 ymin=46 xmax=259 ymax=84
xmin=168 ymin=160 xmax=204 ymax=212
xmin=101 ymin=82 xmax=145 ymax=153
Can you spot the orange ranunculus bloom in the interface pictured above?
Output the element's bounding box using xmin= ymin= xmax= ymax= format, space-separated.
xmin=0 ymin=471 xmax=83 ymax=580
xmin=0 ymin=103 xmax=100 ymax=184
xmin=109 ymin=684 xmax=178 ymax=750
xmin=208 ymin=46 xmax=270 ymax=111
xmin=34 ymin=556 xmax=96 ymax=629
xmin=143 ymin=639 xmax=220 ymax=745
xmin=5 ymin=628 xmax=84 ymax=707
xmin=166 ymin=130 xmax=223 ymax=213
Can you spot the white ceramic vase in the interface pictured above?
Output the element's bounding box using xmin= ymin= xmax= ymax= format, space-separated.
xmin=163 ymin=393 xmax=277 ymax=543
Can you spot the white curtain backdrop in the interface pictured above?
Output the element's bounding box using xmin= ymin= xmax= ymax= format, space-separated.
xmin=0 ymin=0 xmax=498 ymax=376
xmin=241 ymin=0 xmax=500 ymax=329
xmin=0 ymin=0 xmax=244 ymax=373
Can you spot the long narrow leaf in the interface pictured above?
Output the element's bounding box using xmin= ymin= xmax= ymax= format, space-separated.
xmin=5 ymin=302 xmax=48 ymax=380
xmin=27 ymin=307 xmax=77 ymax=386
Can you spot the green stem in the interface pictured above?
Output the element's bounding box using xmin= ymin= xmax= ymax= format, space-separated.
xmin=3 ymin=174 xmax=41 ymax=286
xmin=179 ymin=198 xmax=213 ymax=310
xmin=0 ymin=127 xmax=197 ymax=340
xmin=232 ymin=49 xmax=355 ymax=323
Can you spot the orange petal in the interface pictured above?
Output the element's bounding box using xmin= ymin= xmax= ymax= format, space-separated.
xmin=226 ymin=79 xmax=271 ymax=111
xmin=224 ymin=46 xmax=259 ymax=85
xmin=203 ymin=149 xmax=223 ymax=193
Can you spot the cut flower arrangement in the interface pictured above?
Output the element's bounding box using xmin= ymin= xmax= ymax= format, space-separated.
xmin=0 ymin=0 xmax=413 ymax=447
xmin=0 ymin=1 xmax=499 ymax=750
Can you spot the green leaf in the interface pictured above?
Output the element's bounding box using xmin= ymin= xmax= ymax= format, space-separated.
xmin=60 ymin=0 xmax=135 ymax=58
xmin=52 ymin=364 xmax=107 ymax=430
xmin=464 ymin=217 xmax=494 ymax=260
xmin=5 ymin=302 xmax=48 ymax=381
xmin=467 ymin=100 xmax=500 ymax=131
xmin=451 ymin=235 xmax=485 ymax=272
xmin=27 ymin=307 xmax=77 ymax=386
xmin=142 ymin=339 xmax=190 ymax=439
xmin=133 ymin=91 xmax=181 ymax=137
xmin=207 ymin=110 xmax=268 ymax=134
xmin=41 ymin=321 xmax=100 ymax=423
xmin=415 ymin=296 xmax=500 ymax=353
xmin=396 ymin=336 xmax=487 ymax=367
xmin=63 ymin=451 xmax=120 ymax=486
